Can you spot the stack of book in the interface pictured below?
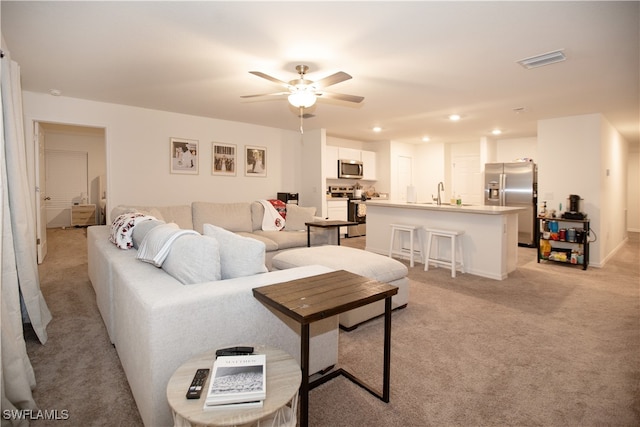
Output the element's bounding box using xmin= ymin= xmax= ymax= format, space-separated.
xmin=203 ymin=354 xmax=266 ymax=410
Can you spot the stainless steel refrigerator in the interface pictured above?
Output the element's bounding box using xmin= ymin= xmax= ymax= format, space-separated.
xmin=484 ymin=162 xmax=537 ymax=247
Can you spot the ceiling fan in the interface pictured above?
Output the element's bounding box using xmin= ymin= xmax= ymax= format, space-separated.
xmin=241 ymin=65 xmax=364 ymax=109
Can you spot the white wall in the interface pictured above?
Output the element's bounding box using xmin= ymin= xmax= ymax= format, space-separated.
xmin=538 ymin=113 xmax=628 ymax=267
xmin=495 ymin=137 xmax=537 ymax=163
xmin=300 ymin=128 xmax=325 ymax=211
xmin=628 ymin=145 xmax=640 ymax=232
xmin=415 ymin=142 xmax=445 ymax=202
xmin=22 ymin=92 xmax=302 ymax=222
xmin=600 ymin=118 xmax=629 ymax=260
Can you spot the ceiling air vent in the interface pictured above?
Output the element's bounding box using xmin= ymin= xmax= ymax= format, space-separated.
xmin=517 ymin=49 xmax=566 ymax=69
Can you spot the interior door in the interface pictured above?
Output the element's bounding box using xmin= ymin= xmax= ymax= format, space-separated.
xmin=452 ymin=154 xmax=481 ymax=205
xmin=34 ymin=122 xmax=47 ymax=263
xmin=45 ymin=150 xmax=88 ymax=228
xmin=397 ymin=156 xmax=412 ymax=200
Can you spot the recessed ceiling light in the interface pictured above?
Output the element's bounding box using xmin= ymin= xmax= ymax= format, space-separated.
xmin=448 ymin=114 xmax=461 ymax=121
xmin=517 ymin=49 xmax=566 ymax=69
xmin=422 ymin=136 xmax=430 ymax=142
xmin=373 ymin=126 xmax=382 ymax=132
xmin=492 ymin=129 xmax=502 ymax=135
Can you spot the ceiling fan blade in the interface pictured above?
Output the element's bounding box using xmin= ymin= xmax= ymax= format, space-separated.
xmin=318 ymin=92 xmax=364 ymax=103
xmin=314 ymin=71 xmax=352 ymax=88
xmin=248 ymin=71 xmax=290 ymax=88
xmin=240 ymin=92 xmax=289 ymax=99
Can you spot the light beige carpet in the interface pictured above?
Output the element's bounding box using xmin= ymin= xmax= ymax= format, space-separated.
xmin=25 ymin=228 xmax=640 ymax=426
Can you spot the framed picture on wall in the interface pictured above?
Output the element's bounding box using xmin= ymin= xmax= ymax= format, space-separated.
xmin=212 ymin=142 xmax=237 ymax=176
xmin=170 ymin=137 xmax=199 ymax=175
xmin=245 ymin=145 xmax=267 ymax=177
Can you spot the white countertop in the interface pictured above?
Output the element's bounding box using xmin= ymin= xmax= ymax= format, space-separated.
xmin=366 ymin=200 xmax=526 ymax=215
xmin=326 ymin=196 xmax=389 ymax=201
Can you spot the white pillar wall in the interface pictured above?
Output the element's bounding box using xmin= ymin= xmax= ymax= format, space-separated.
xmin=538 ymin=113 xmax=629 ymax=267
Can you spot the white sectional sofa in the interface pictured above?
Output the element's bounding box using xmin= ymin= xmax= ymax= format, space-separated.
xmin=87 ymin=201 xmax=339 ymax=427
xmin=110 ymin=201 xmax=333 ymax=269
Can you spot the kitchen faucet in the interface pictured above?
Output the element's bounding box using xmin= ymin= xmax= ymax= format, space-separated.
xmin=432 ymin=181 xmax=445 ymax=205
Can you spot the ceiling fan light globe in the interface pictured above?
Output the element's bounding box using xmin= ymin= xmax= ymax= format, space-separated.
xmin=288 ymin=91 xmax=317 ymax=108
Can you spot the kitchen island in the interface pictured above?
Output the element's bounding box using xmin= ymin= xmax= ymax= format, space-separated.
xmin=365 ymin=200 xmax=526 ymax=280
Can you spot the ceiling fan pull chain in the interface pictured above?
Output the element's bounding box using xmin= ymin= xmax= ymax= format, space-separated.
xmin=299 ymin=106 xmax=304 ymax=134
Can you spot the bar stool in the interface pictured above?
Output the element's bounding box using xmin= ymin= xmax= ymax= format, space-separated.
xmin=389 ymin=223 xmax=423 ymax=267
xmin=424 ymin=228 xmax=465 ymax=278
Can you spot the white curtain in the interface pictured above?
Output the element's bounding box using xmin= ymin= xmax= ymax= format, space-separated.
xmin=1 ymin=51 xmax=52 ymax=424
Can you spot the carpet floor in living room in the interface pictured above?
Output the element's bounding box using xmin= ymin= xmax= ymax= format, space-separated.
xmin=25 ymin=227 xmax=640 ymax=426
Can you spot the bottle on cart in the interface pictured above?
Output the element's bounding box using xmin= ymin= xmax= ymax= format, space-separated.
xmin=540 ymin=201 xmax=547 ymax=217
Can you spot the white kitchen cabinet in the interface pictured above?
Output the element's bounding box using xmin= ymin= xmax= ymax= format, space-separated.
xmin=325 ymin=145 xmax=339 ymax=179
xmin=361 ymin=150 xmax=377 ymax=180
xmin=326 ymin=199 xmax=348 ymax=237
xmin=338 ymin=147 xmax=361 ymax=161
xmin=327 ymin=146 xmax=377 ymax=181
xmin=326 ymin=200 xmax=348 ymax=220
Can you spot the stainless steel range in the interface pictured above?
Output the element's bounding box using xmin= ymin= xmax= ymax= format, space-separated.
xmin=328 ymin=185 xmax=353 ymax=198
xmin=347 ymin=198 xmax=366 ymax=237
xmin=328 ymin=185 xmax=366 ymax=237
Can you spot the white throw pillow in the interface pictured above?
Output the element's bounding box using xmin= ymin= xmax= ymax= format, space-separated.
xmin=284 ymin=204 xmax=316 ymax=231
xmin=132 ymin=219 xmax=165 ymax=249
xmin=137 ymin=223 xmax=199 ymax=267
xmin=161 ymin=234 xmax=222 ymax=285
xmin=202 ymin=223 xmax=268 ymax=279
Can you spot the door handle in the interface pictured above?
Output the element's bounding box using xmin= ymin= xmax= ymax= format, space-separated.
xmin=44 ymin=196 xmax=51 ymax=201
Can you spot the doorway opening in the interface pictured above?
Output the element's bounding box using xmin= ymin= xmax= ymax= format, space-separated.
xmin=35 ymin=122 xmax=106 ymax=263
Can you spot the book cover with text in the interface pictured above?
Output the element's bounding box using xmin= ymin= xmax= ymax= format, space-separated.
xmin=204 ymin=354 xmax=266 ymax=407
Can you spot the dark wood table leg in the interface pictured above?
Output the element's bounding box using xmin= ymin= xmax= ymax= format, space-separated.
xmin=300 ymin=323 xmax=310 ymax=427
xmin=307 ymin=225 xmax=311 ymax=247
xmin=337 ymin=227 xmax=341 ymax=245
xmin=382 ymin=296 xmax=392 ymax=402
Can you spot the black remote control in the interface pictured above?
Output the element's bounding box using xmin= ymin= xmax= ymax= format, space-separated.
xmin=186 ymin=368 xmax=209 ymax=399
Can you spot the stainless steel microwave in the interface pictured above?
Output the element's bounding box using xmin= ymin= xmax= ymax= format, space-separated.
xmin=338 ymin=159 xmax=364 ymax=179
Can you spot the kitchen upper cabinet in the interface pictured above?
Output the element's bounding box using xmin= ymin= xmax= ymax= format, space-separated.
xmin=361 ymin=150 xmax=377 ymax=180
xmin=327 ymin=146 xmax=377 ymax=181
xmin=325 ymin=145 xmax=339 ymax=179
xmin=338 ymin=147 xmax=361 ymax=161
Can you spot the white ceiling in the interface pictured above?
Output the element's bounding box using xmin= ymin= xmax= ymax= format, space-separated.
xmin=2 ymin=1 xmax=639 ymax=145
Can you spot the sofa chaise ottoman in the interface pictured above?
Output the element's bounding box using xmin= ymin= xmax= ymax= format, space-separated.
xmin=270 ymin=246 xmax=409 ymax=330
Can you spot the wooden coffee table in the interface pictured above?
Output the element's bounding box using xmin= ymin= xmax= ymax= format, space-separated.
xmin=166 ymin=345 xmax=301 ymax=427
xmin=252 ymin=270 xmax=398 ymax=427
xmin=305 ymin=220 xmax=359 ymax=247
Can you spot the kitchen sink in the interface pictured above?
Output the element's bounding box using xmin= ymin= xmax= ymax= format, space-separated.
xmin=419 ymin=202 xmax=473 ymax=206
